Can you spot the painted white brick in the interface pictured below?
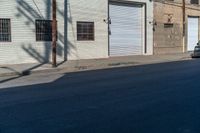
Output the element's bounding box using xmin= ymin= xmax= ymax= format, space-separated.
xmin=0 ymin=0 xmax=153 ymax=64
xmin=0 ymin=0 xmax=65 ymax=65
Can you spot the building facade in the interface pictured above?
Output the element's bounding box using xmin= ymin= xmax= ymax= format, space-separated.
xmin=0 ymin=0 xmax=153 ymax=65
xmin=0 ymin=0 xmax=65 ymax=64
xmin=154 ymin=0 xmax=200 ymax=54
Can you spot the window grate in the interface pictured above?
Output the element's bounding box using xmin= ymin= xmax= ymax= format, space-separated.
xmin=191 ymin=0 xmax=199 ymax=4
xmin=0 ymin=19 xmax=11 ymax=42
xmin=36 ymin=20 xmax=52 ymax=41
xmin=77 ymin=22 xmax=94 ymax=41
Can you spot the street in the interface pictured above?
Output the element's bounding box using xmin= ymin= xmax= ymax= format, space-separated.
xmin=0 ymin=59 xmax=200 ymax=133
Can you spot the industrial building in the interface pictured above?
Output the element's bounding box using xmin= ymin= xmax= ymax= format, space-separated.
xmin=0 ymin=0 xmax=154 ymax=64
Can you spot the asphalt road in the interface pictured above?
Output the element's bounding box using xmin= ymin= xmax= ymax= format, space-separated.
xmin=0 ymin=59 xmax=200 ymax=133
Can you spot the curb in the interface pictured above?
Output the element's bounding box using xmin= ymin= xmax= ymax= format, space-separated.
xmin=0 ymin=67 xmax=62 ymax=77
xmin=0 ymin=55 xmax=192 ymax=77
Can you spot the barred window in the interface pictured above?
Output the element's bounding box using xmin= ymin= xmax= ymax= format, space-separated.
xmin=191 ymin=0 xmax=199 ymax=4
xmin=0 ymin=19 xmax=11 ymax=42
xmin=77 ymin=22 xmax=94 ymax=41
xmin=35 ymin=20 xmax=52 ymax=41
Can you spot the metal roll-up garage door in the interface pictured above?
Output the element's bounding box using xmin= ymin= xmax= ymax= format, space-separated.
xmin=188 ymin=17 xmax=199 ymax=51
xmin=109 ymin=2 xmax=144 ymax=57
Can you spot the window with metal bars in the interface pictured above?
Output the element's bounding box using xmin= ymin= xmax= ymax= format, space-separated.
xmin=77 ymin=22 xmax=94 ymax=41
xmin=0 ymin=19 xmax=11 ymax=42
xmin=191 ymin=0 xmax=199 ymax=4
xmin=35 ymin=20 xmax=52 ymax=41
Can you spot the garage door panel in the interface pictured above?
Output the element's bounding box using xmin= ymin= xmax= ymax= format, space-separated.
xmin=110 ymin=47 xmax=142 ymax=56
xmin=109 ymin=2 xmax=143 ymax=56
xmin=111 ymin=27 xmax=142 ymax=31
xmin=110 ymin=39 xmax=142 ymax=45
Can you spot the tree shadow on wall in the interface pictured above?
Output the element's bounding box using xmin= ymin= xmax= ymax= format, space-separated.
xmin=0 ymin=0 xmax=85 ymax=84
xmin=15 ymin=0 xmax=76 ymax=70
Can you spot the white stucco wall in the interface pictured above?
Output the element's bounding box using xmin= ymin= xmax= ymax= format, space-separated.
xmin=137 ymin=0 xmax=154 ymax=55
xmin=67 ymin=0 xmax=153 ymax=60
xmin=0 ymin=0 xmax=65 ymax=65
xmin=67 ymin=0 xmax=108 ymax=60
xmin=0 ymin=0 xmax=153 ymax=64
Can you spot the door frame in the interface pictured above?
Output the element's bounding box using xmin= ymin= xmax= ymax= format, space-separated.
xmin=187 ymin=16 xmax=199 ymax=51
xmin=107 ymin=0 xmax=147 ymax=56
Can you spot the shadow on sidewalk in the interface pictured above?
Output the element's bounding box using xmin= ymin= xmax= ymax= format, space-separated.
xmin=0 ymin=60 xmax=67 ymax=84
xmin=0 ymin=65 xmax=40 ymax=84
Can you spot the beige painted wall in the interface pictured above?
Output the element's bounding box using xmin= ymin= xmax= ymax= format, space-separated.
xmin=154 ymin=1 xmax=200 ymax=54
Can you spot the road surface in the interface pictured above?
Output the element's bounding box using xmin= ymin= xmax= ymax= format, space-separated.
xmin=0 ymin=59 xmax=200 ymax=133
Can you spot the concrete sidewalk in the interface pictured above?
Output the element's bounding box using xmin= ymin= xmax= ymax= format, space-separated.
xmin=0 ymin=53 xmax=192 ymax=77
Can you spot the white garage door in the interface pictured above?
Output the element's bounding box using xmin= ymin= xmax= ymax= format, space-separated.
xmin=188 ymin=17 xmax=199 ymax=51
xmin=109 ymin=2 xmax=144 ymax=57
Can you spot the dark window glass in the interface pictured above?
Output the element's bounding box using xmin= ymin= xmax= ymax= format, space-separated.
xmin=35 ymin=20 xmax=52 ymax=41
xmin=191 ymin=0 xmax=199 ymax=4
xmin=0 ymin=19 xmax=11 ymax=42
xmin=77 ymin=22 xmax=94 ymax=41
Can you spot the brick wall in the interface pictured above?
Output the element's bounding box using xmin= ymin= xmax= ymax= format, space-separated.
xmin=154 ymin=0 xmax=200 ymax=54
